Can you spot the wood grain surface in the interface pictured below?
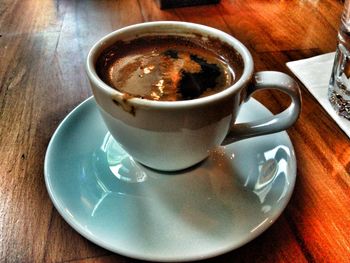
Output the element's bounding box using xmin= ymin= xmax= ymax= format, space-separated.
xmin=0 ymin=0 xmax=349 ymax=262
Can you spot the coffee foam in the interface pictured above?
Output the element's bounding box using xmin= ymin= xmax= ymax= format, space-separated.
xmin=96 ymin=35 xmax=243 ymax=101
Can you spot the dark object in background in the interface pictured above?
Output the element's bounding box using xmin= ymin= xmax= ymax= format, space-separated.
xmin=157 ymin=0 xmax=220 ymax=9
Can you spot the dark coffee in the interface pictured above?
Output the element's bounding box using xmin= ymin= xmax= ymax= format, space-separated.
xmin=96 ymin=35 xmax=243 ymax=101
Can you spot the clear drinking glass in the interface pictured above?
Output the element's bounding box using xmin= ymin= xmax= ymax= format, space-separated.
xmin=329 ymin=0 xmax=350 ymax=119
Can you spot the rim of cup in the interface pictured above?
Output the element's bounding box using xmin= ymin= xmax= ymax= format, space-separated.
xmin=86 ymin=21 xmax=254 ymax=109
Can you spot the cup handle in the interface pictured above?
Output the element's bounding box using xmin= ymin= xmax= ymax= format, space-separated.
xmin=223 ymin=71 xmax=301 ymax=144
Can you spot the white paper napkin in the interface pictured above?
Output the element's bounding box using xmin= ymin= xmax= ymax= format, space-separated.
xmin=286 ymin=52 xmax=350 ymax=139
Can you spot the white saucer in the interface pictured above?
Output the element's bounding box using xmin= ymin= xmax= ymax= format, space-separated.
xmin=44 ymin=96 xmax=296 ymax=262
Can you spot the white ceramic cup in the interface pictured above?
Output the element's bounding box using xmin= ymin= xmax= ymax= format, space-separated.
xmin=86 ymin=21 xmax=301 ymax=171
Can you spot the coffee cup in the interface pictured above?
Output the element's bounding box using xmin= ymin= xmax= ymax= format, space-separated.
xmin=86 ymin=21 xmax=301 ymax=171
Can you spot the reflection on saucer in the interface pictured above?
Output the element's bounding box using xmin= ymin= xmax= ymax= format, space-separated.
xmin=45 ymin=96 xmax=296 ymax=261
xmin=225 ymin=140 xmax=293 ymax=212
xmin=101 ymin=133 xmax=148 ymax=183
xmin=91 ymin=130 xmax=294 ymax=221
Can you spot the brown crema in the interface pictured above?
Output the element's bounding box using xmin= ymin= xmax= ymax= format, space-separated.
xmin=96 ymin=35 xmax=243 ymax=101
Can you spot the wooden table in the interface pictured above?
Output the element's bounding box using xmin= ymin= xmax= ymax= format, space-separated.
xmin=1 ymin=0 xmax=349 ymax=262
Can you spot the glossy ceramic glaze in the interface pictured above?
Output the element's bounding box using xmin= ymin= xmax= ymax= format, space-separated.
xmin=44 ymin=97 xmax=297 ymax=262
xmin=86 ymin=21 xmax=301 ymax=171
